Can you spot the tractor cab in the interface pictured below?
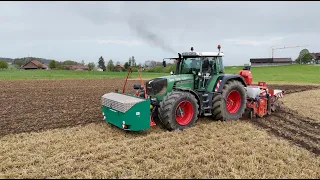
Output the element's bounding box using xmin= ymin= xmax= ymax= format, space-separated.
xmin=163 ymin=45 xmax=225 ymax=89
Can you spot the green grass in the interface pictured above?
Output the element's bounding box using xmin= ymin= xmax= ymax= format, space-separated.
xmin=225 ymin=65 xmax=320 ymax=84
xmin=0 ymin=70 xmax=167 ymax=80
xmin=0 ymin=64 xmax=319 ymax=84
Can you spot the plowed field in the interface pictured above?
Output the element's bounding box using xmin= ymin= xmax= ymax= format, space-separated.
xmin=0 ymin=79 xmax=140 ymax=136
xmin=0 ymin=79 xmax=319 ymax=178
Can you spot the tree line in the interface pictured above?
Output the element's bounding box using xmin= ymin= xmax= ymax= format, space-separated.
xmin=1 ymin=48 xmax=319 ymax=71
xmin=48 ymin=60 xmax=86 ymax=70
xmin=294 ymin=49 xmax=319 ymax=64
xmin=97 ymin=56 xmax=142 ymax=72
xmin=0 ymin=57 xmax=87 ymax=70
xmin=0 ymin=56 xmax=171 ymax=72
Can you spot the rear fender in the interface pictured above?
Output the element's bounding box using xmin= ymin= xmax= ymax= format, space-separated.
xmin=216 ymin=75 xmax=247 ymax=93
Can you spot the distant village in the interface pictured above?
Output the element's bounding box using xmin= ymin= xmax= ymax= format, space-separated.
xmin=250 ymin=52 xmax=320 ymax=67
xmin=19 ymin=59 xmax=130 ymax=72
xmin=0 ymin=56 xmax=166 ymax=72
xmin=1 ymin=50 xmax=319 ymax=71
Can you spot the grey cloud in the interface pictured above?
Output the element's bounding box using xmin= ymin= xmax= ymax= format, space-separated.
xmin=1 ymin=1 xmax=320 ymax=64
xmin=6 ymin=2 xmax=317 ymax=41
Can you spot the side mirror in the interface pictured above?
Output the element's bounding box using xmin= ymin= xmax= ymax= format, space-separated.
xmin=163 ymin=60 xmax=167 ymax=67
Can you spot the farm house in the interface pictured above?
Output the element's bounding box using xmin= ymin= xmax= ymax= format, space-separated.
xmin=250 ymin=58 xmax=293 ymax=67
xmin=310 ymin=52 xmax=320 ymax=64
xmin=20 ymin=60 xmax=48 ymax=70
xmin=114 ymin=64 xmax=125 ymax=71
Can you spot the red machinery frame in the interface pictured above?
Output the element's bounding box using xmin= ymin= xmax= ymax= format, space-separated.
xmin=244 ymin=81 xmax=284 ymax=119
xmin=120 ymin=66 xmax=156 ymax=127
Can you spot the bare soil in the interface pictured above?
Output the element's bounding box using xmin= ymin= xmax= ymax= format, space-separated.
xmin=267 ymin=84 xmax=320 ymax=94
xmin=250 ymin=106 xmax=320 ymax=155
xmin=0 ymin=79 xmax=140 ymax=136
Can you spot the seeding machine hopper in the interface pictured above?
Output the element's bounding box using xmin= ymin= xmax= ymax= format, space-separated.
xmin=101 ymin=45 xmax=285 ymax=131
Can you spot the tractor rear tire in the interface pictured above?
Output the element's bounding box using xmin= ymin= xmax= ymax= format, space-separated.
xmin=212 ymin=80 xmax=246 ymax=121
xmin=158 ymin=91 xmax=199 ymax=131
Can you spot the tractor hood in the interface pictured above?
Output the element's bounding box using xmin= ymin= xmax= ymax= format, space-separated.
xmin=145 ymin=74 xmax=194 ymax=99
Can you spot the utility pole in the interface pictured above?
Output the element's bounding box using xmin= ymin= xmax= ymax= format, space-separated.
xmin=270 ymin=45 xmax=309 ymax=59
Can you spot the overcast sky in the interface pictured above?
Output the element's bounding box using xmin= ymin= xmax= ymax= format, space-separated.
xmin=1 ymin=1 xmax=319 ymax=66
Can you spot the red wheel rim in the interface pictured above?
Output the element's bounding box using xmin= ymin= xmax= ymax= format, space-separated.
xmin=175 ymin=100 xmax=194 ymax=125
xmin=226 ymin=90 xmax=241 ymax=113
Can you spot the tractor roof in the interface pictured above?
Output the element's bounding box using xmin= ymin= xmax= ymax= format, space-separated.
xmin=181 ymin=51 xmax=224 ymax=57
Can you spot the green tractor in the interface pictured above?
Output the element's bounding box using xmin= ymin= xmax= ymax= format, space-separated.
xmin=101 ymin=45 xmax=248 ymax=131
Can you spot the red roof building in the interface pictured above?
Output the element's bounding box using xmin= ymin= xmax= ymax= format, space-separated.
xmin=20 ymin=60 xmax=48 ymax=70
xmin=310 ymin=52 xmax=320 ymax=60
xmin=114 ymin=64 xmax=125 ymax=71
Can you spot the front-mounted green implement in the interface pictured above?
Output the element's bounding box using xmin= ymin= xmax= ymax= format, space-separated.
xmin=101 ymin=92 xmax=151 ymax=131
xmin=101 ymin=45 xmax=285 ymax=132
xmin=101 ymin=67 xmax=156 ymax=131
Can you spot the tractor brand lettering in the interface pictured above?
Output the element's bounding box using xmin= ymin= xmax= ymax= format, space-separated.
xmin=167 ymin=76 xmax=191 ymax=82
xmin=136 ymin=112 xmax=140 ymax=116
xmin=176 ymin=80 xmax=192 ymax=84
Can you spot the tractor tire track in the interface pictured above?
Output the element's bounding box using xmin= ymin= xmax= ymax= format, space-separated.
xmin=277 ymin=108 xmax=320 ymax=127
xmin=252 ymin=119 xmax=320 ymax=155
xmin=250 ymin=84 xmax=320 ymax=155
xmin=264 ymin=116 xmax=319 ymax=145
xmin=251 ymin=107 xmax=320 ymax=155
xmin=272 ymin=113 xmax=319 ymax=137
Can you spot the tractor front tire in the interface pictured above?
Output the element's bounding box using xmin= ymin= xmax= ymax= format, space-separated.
xmin=212 ymin=80 xmax=246 ymax=121
xmin=158 ymin=91 xmax=199 ymax=131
